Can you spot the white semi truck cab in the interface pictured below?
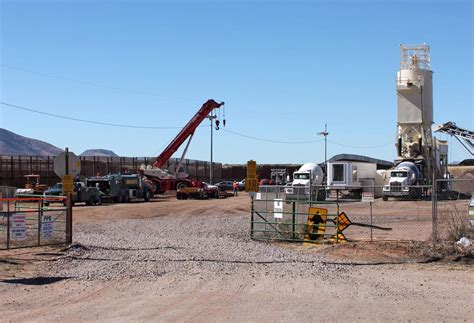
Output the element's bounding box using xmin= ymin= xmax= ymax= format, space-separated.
xmin=284 ymin=163 xmax=324 ymax=201
xmin=383 ymin=161 xmax=422 ymax=200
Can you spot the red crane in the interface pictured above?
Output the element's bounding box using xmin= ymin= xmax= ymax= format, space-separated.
xmin=143 ymin=99 xmax=225 ymax=193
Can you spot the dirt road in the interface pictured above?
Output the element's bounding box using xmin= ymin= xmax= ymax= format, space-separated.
xmin=1 ymin=194 xmax=473 ymax=321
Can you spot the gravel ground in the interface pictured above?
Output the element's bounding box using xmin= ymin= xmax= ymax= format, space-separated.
xmin=52 ymin=212 xmax=346 ymax=281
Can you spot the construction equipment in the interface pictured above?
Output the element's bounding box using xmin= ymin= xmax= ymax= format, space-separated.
xmin=383 ymin=44 xmax=449 ymax=200
xmin=16 ymin=174 xmax=48 ymax=195
xmin=86 ymin=173 xmax=154 ymax=203
xmin=142 ymin=99 xmax=225 ymax=194
xmin=284 ymin=163 xmax=325 ymax=201
xmin=434 ymin=122 xmax=474 ymax=156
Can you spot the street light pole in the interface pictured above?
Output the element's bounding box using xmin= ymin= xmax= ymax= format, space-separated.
xmin=318 ymin=123 xmax=329 ymax=172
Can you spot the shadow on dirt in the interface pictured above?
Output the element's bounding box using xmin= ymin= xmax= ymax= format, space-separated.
xmin=1 ymin=276 xmax=71 ymax=285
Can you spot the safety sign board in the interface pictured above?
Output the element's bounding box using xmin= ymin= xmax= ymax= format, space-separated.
xmin=305 ymin=207 xmax=328 ymax=241
xmin=274 ymin=198 xmax=283 ymax=218
xmin=62 ymin=175 xmax=74 ymax=194
xmin=361 ymin=192 xmax=375 ymax=202
xmin=41 ymin=215 xmax=54 ymax=239
xmin=246 ymin=160 xmax=259 ymax=192
xmin=11 ymin=213 xmax=27 ymax=240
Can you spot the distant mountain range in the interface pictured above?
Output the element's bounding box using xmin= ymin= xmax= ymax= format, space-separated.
xmin=0 ymin=128 xmax=63 ymax=156
xmin=80 ymin=149 xmax=118 ymax=157
xmin=0 ymin=128 xmax=118 ymax=157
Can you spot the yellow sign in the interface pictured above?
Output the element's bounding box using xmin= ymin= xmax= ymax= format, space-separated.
xmin=246 ymin=177 xmax=259 ymax=192
xmin=247 ymin=160 xmax=257 ymax=178
xmin=305 ymin=207 xmax=328 ymax=241
xmin=246 ymin=160 xmax=259 ymax=192
xmin=336 ymin=212 xmax=352 ymax=232
xmin=62 ymin=175 xmax=74 ymax=194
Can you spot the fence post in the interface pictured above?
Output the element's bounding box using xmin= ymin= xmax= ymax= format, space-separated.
xmin=37 ymin=199 xmax=42 ymax=246
xmin=66 ymin=194 xmax=73 ymax=244
xmin=6 ymin=200 xmax=10 ymax=249
xmin=10 ymin=156 xmax=14 ymax=186
xmin=292 ymin=202 xmax=296 ymax=240
xmin=250 ymin=197 xmax=254 ymax=239
xmin=432 ymin=180 xmax=438 ymax=243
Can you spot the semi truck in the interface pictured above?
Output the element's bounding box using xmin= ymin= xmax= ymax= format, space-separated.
xmin=284 ymin=163 xmax=325 ymax=201
xmin=86 ymin=174 xmax=153 ymax=203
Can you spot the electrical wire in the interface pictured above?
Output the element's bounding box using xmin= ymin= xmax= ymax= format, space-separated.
xmin=0 ymin=101 xmax=201 ymax=130
xmin=1 ymin=64 xmax=162 ymax=97
xmin=222 ymin=129 xmax=323 ymax=144
xmin=327 ymin=139 xmax=392 ymax=149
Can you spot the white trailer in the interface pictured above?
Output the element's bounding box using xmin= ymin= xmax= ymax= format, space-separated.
xmin=326 ymin=161 xmax=383 ymax=198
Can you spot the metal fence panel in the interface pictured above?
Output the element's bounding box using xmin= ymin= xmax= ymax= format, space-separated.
xmin=0 ymin=196 xmax=68 ymax=249
xmin=252 ymin=185 xmax=443 ymax=243
xmin=433 ymin=179 xmax=473 ymax=242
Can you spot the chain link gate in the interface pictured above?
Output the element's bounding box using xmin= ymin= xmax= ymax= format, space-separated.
xmin=0 ymin=195 xmax=72 ymax=249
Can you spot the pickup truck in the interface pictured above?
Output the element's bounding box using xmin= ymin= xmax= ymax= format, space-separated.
xmin=176 ymin=182 xmax=220 ymax=200
xmin=43 ymin=182 xmax=101 ymax=206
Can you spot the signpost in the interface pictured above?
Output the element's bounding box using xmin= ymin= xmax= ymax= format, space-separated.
xmin=54 ymin=150 xmax=81 ymax=178
xmin=245 ymin=160 xmax=259 ymax=193
xmin=361 ymin=192 xmax=375 ymax=240
xmin=54 ymin=148 xmax=76 ymax=244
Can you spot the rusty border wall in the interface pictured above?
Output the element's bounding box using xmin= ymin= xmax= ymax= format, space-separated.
xmin=0 ymin=155 xmax=222 ymax=188
xmin=0 ymin=155 xmax=302 ymax=189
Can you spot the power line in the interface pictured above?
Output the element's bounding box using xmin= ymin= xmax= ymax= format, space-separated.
xmin=222 ymin=129 xmax=323 ymax=144
xmin=0 ymin=101 xmax=198 ymax=130
xmin=327 ymin=139 xmax=392 ymax=149
xmin=1 ymin=64 xmax=162 ymax=97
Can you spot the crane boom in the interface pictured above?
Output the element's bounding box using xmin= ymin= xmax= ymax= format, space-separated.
xmin=153 ymin=99 xmax=225 ymax=168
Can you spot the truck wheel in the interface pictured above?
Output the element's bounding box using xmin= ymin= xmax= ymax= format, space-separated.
xmin=114 ymin=191 xmax=122 ymax=203
xmin=86 ymin=196 xmax=95 ymax=206
xmin=382 ymin=195 xmax=388 ymax=201
xmin=176 ymin=182 xmax=189 ymax=190
xmin=122 ymin=193 xmax=130 ymax=203
xmin=44 ymin=202 xmax=50 ymax=207
xmin=145 ymin=191 xmax=151 ymax=202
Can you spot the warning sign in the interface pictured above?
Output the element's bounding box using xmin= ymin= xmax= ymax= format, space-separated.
xmin=62 ymin=175 xmax=74 ymax=194
xmin=274 ymin=199 xmax=283 ymax=218
xmin=41 ymin=215 xmax=54 ymax=239
xmin=11 ymin=213 xmax=27 ymax=240
xmin=305 ymin=207 xmax=328 ymax=241
xmin=361 ymin=192 xmax=375 ymax=202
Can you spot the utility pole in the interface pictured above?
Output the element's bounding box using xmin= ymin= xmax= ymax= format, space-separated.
xmin=318 ymin=123 xmax=329 ymax=172
xmin=207 ymin=114 xmax=217 ymax=184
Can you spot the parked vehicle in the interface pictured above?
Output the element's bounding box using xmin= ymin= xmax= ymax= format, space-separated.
xmin=16 ymin=174 xmax=48 ymax=195
xmin=176 ymin=182 xmax=220 ymax=200
xmin=86 ymin=174 xmax=153 ymax=203
xmin=382 ymin=162 xmax=422 ymax=201
xmin=43 ymin=182 xmax=101 ymax=206
xmin=326 ymin=161 xmax=384 ymax=199
xmin=284 ymin=163 xmax=325 ymax=201
xmin=215 ymin=181 xmax=234 ymax=191
xmin=238 ymin=179 xmax=246 ymax=191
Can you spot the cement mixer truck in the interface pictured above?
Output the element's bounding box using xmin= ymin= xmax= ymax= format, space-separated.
xmin=284 ymin=163 xmax=325 ymax=201
xmin=382 ymin=162 xmax=422 ymax=201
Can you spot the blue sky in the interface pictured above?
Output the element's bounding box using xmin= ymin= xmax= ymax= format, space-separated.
xmin=1 ymin=0 xmax=472 ymax=164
